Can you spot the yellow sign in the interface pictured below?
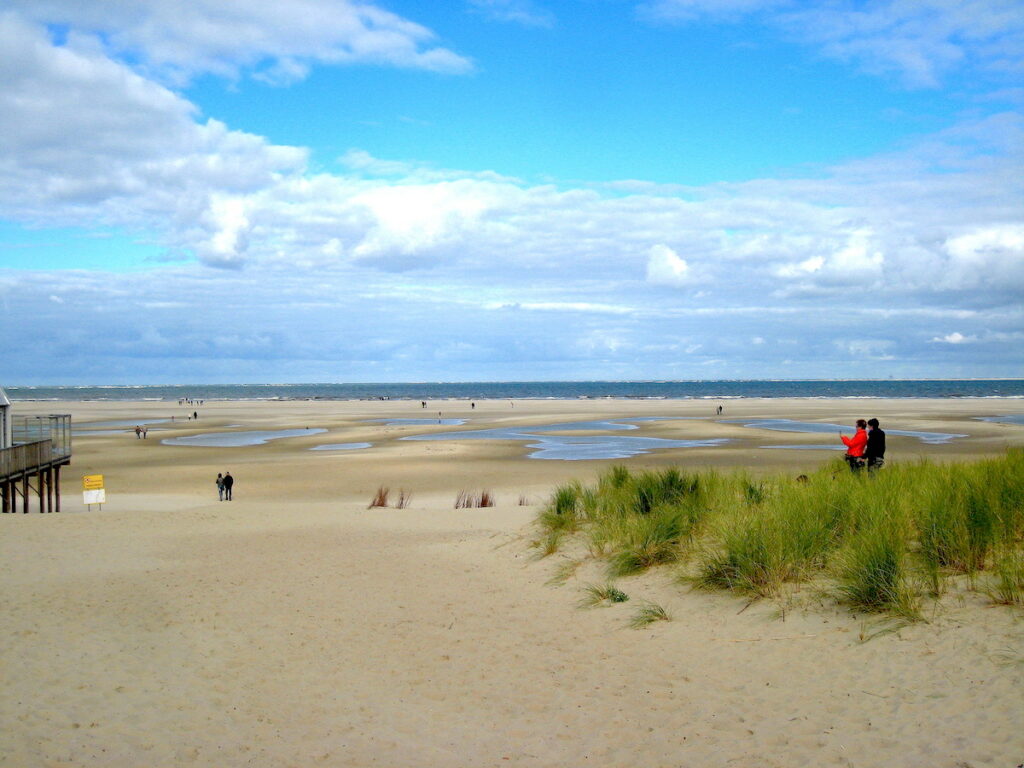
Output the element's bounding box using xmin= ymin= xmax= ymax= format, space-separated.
xmin=82 ymin=474 xmax=104 ymax=491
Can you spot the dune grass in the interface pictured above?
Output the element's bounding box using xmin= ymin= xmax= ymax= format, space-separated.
xmin=534 ymin=449 xmax=1024 ymax=618
xmin=578 ymin=582 xmax=630 ymax=608
xmin=455 ymin=489 xmax=495 ymax=508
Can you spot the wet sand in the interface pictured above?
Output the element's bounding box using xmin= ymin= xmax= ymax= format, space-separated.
xmin=2 ymin=397 xmax=1023 ymax=766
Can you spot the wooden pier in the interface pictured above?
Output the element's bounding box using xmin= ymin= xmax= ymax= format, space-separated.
xmin=0 ymin=401 xmax=72 ymax=514
xmin=0 ymin=439 xmax=69 ymax=513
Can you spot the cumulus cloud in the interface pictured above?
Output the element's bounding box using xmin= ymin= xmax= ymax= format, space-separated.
xmin=931 ymin=332 xmax=977 ymax=344
xmin=7 ymin=0 xmax=472 ymax=84
xmin=646 ymin=244 xmax=692 ymax=285
xmin=0 ymin=3 xmax=1021 ymax=380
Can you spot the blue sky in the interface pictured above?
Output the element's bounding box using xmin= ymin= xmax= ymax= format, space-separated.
xmin=1 ymin=0 xmax=1022 ymax=384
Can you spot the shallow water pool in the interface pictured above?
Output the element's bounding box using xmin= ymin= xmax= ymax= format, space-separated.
xmin=401 ymin=417 xmax=729 ymax=460
xmin=162 ymin=428 xmax=326 ymax=447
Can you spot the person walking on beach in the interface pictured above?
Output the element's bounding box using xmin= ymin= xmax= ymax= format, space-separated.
xmin=135 ymin=425 xmax=142 ymax=439
xmin=216 ymin=473 xmax=225 ymax=501
xmin=865 ymin=418 xmax=886 ymax=472
xmin=840 ymin=419 xmax=868 ymax=472
xmin=222 ymin=471 xmax=234 ymax=500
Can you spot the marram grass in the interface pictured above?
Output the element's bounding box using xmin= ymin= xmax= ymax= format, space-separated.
xmin=534 ymin=450 xmax=1024 ymax=617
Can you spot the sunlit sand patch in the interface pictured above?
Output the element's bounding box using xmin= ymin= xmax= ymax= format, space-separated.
xmin=367 ymin=418 xmax=468 ymax=426
xmin=724 ymin=418 xmax=966 ymax=444
xmin=309 ymin=442 xmax=373 ymax=451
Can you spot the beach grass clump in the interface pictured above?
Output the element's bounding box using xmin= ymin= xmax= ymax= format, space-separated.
xmin=585 ymin=466 xmax=708 ymax=573
xmin=917 ymin=469 xmax=996 ymax=575
xmin=455 ymin=489 xmax=495 ymax=508
xmin=605 ymin=504 xmax=689 ymax=577
xmin=577 ymin=582 xmax=630 ymax=608
xmin=988 ymin=549 xmax=1024 ymax=606
xmin=368 ymin=486 xmax=390 ymax=508
xmin=534 ymin=481 xmax=586 ymax=554
xmin=532 ymin=449 xmax=1023 ymax=619
xmin=629 ymin=601 xmax=672 ymax=629
xmin=834 ymin=511 xmax=918 ymax=617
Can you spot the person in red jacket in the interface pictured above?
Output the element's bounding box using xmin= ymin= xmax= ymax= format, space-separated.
xmin=840 ymin=419 xmax=868 ymax=472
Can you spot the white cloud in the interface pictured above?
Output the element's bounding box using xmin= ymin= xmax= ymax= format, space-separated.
xmin=646 ymin=244 xmax=692 ymax=285
xmin=7 ymin=0 xmax=472 ymax=84
xmin=931 ymin=332 xmax=977 ymax=344
xmin=468 ymin=0 xmax=556 ymax=28
xmin=641 ymin=0 xmax=1024 ymax=88
xmin=0 ymin=5 xmax=1022 ymax=380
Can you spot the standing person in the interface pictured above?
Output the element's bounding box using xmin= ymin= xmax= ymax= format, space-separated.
xmin=222 ymin=471 xmax=234 ymax=500
xmin=135 ymin=425 xmax=142 ymax=439
xmin=865 ymin=418 xmax=886 ymax=472
xmin=840 ymin=419 xmax=868 ymax=472
xmin=216 ymin=472 xmax=225 ymax=501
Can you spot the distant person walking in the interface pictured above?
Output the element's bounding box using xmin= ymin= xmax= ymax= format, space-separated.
xmin=716 ymin=405 xmax=723 ymax=415
xmin=222 ymin=471 xmax=234 ymax=500
xmin=840 ymin=419 xmax=868 ymax=472
xmin=216 ymin=472 xmax=225 ymax=501
xmin=865 ymin=418 xmax=886 ymax=472
xmin=135 ymin=425 xmax=142 ymax=439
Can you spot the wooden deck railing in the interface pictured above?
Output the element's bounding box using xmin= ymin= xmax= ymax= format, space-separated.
xmin=0 ymin=440 xmax=56 ymax=481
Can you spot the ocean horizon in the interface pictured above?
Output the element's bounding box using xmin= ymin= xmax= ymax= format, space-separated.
xmin=6 ymin=379 xmax=1024 ymax=401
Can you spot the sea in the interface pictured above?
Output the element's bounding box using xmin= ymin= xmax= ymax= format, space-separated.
xmin=6 ymin=380 xmax=1024 ymax=402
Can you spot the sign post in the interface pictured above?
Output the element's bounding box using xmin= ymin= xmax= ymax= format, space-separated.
xmin=82 ymin=474 xmax=105 ymax=510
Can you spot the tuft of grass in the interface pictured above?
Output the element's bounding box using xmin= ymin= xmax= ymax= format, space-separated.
xmin=857 ymin=616 xmax=914 ymax=644
xmin=545 ymin=559 xmax=582 ymax=586
xmin=368 ymin=486 xmax=389 ymax=509
xmin=395 ymin=489 xmax=411 ymax=509
xmin=606 ymin=505 xmax=687 ymax=577
xmin=577 ymin=582 xmax=630 ymax=607
xmin=834 ymin=514 xmax=919 ymax=619
xmin=988 ymin=550 xmax=1024 ymax=606
xmin=455 ymin=490 xmax=495 ymax=508
xmin=629 ymin=601 xmax=671 ymax=629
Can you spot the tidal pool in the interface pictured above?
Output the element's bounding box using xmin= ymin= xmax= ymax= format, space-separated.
xmin=724 ymin=419 xmax=965 ymax=445
xmin=162 ymin=428 xmax=326 ymax=447
xmin=310 ymin=442 xmax=373 ymax=452
xmin=401 ymin=418 xmax=728 ymax=460
xmin=975 ymin=415 xmax=1024 ymax=425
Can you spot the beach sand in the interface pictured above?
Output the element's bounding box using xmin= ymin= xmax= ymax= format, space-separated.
xmin=2 ymin=398 xmax=1023 ymax=767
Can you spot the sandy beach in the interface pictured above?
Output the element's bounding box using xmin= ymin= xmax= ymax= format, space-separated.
xmin=3 ymin=397 xmax=1023 ymax=767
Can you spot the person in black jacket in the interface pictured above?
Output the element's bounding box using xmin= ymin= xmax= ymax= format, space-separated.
xmin=865 ymin=418 xmax=885 ymax=472
xmin=222 ymin=471 xmax=234 ymax=500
